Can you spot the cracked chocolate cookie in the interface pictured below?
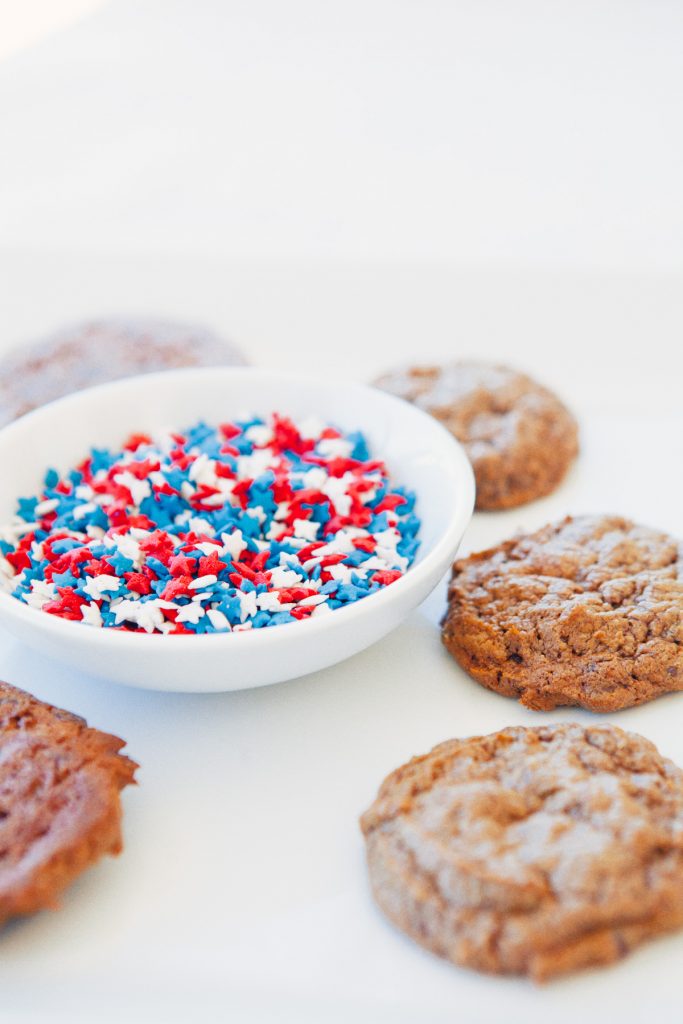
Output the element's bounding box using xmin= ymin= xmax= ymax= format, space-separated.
xmin=0 ymin=317 xmax=246 ymax=426
xmin=374 ymin=361 xmax=578 ymax=510
xmin=361 ymin=723 xmax=683 ymax=981
xmin=0 ymin=682 xmax=137 ymax=927
xmin=442 ymin=515 xmax=683 ymax=711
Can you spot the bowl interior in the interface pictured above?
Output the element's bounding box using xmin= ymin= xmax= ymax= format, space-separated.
xmin=0 ymin=367 xmax=469 ymax=563
xmin=0 ymin=367 xmax=474 ymax=661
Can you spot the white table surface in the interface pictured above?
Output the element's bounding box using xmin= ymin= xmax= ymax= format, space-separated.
xmin=0 ymin=255 xmax=681 ymax=1024
xmin=0 ymin=2 xmax=682 ymax=1022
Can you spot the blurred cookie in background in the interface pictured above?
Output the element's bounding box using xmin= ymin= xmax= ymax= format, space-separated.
xmin=374 ymin=361 xmax=578 ymax=510
xmin=0 ymin=317 xmax=247 ymax=426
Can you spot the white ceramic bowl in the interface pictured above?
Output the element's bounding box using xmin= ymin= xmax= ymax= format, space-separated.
xmin=0 ymin=368 xmax=474 ymax=692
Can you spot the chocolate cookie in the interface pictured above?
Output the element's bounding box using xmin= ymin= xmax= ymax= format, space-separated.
xmin=0 ymin=682 xmax=136 ymax=927
xmin=0 ymin=317 xmax=246 ymax=426
xmin=442 ymin=515 xmax=683 ymax=712
xmin=361 ymin=723 xmax=683 ymax=981
xmin=374 ymin=362 xmax=578 ymax=510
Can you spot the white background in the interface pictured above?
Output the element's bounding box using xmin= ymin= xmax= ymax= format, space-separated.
xmin=0 ymin=3 xmax=682 ymax=1022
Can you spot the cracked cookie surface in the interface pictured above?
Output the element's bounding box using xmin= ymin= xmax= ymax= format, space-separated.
xmin=374 ymin=361 xmax=578 ymax=510
xmin=361 ymin=723 xmax=683 ymax=981
xmin=0 ymin=681 xmax=137 ymax=927
xmin=442 ymin=515 xmax=683 ymax=711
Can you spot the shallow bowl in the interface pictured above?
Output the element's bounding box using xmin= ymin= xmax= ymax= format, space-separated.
xmin=0 ymin=368 xmax=474 ymax=691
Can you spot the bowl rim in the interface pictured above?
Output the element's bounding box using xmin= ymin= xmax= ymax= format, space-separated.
xmin=0 ymin=366 xmax=475 ymax=649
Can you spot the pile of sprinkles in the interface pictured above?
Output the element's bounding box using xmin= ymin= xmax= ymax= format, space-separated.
xmin=0 ymin=415 xmax=420 ymax=634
